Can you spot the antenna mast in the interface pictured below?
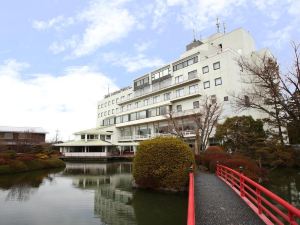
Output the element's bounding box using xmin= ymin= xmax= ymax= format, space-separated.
xmin=216 ymin=17 xmax=220 ymax=33
xmin=223 ymin=22 xmax=226 ymax=33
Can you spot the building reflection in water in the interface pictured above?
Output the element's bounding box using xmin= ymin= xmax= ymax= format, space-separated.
xmin=64 ymin=162 xmax=137 ymax=225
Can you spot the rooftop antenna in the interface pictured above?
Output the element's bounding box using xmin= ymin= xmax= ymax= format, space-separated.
xmin=193 ymin=29 xmax=196 ymax=41
xmin=216 ymin=17 xmax=220 ymax=33
xmin=223 ymin=22 xmax=226 ymax=33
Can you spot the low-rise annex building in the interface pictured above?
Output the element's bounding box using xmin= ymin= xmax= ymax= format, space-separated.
xmin=57 ymin=27 xmax=269 ymax=158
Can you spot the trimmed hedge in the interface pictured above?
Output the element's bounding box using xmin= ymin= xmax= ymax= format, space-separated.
xmin=133 ymin=137 xmax=195 ymax=191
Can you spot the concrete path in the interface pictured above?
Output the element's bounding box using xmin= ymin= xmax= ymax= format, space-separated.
xmin=195 ymin=171 xmax=265 ymax=225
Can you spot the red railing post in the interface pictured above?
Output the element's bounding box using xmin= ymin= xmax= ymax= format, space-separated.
xmin=256 ymin=188 xmax=262 ymax=214
xmin=187 ymin=170 xmax=195 ymax=225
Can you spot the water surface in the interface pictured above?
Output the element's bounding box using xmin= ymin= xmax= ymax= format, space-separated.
xmin=0 ymin=162 xmax=187 ymax=225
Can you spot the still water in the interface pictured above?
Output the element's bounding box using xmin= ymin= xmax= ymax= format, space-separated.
xmin=0 ymin=162 xmax=187 ymax=225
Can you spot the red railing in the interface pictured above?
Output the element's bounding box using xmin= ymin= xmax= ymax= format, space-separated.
xmin=216 ymin=164 xmax=300 ymax=225
xmin=187 ymin=172 xmax=195 ymax=225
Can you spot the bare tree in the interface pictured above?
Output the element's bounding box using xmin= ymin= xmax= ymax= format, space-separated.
xmin=165 ymin=96 xmax=222 ymax=154
xmin=234 ymin=43 xmax=300 ymax=145
xmin=190 ymin=98 xmax=222 ymax=154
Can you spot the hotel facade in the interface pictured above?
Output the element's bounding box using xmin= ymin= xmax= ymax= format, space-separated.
xmin=57 ymin=28 xmax=268 ymax=157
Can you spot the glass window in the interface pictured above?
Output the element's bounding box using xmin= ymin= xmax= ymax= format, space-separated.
xmin=193 ymin=101 xmax=199 ymax=109
xmin=122 ymin=114 xmax=129 ymax=122
xmin=202 ymin=66 xmax=209 ymax=74
xmin=203 ymin=81 xmax=210 ymax=89
xmin=116 ymin=116 xmax=121 ymax=124
xmin=144 ymin=99 xmax=149 ymax=106
xmin=176 ymin=105 xmax=182 ymax=112
xmin=112 ymin=109 xmax=114 ymax=114
xmin=101 ymin=112 xmax=103 ymax=117
xmin=176 ymin=88 xmax=184 ymax=97
xmin=81 ymin=135 xmax=85 ymax=140
xmin=108 ymin=110 xmax=110 ymax=115
xmin=159 ymin=106 xmax=167 ymax=115
xmin=130 ymin=112 xmax=137 ymax=121
xmin=147 ymin=108 xmax=156 ymax=117
xmin=224 ymin=96 xmax=229 ymax=101
xmin=189 ymin=84 xmax=199 ymax=94
xmin=213 ymin=61 xmax=220 ymax=70
xmin=153 ymin=95 xmax=160 ymax=103
xmin=138 ymin=111 xmax=147 ymax=119
xmin=188 ymin=70 xmax=197 ymax=79
xmin=215 ymin=77 xmax=222 ymax=86
xmin=211 ymin=95 xmax=217 ymax=104
xmin=164 ymin=92 xmax=171 ymax=100
xmin=175 ymin=75 xmax=183 ymax=83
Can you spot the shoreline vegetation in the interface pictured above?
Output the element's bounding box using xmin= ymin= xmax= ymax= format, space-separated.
xmin=0 ymin=150 xmax=65 ymax=175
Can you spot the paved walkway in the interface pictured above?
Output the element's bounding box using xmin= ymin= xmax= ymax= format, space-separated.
xmin=195 ymin=171 xmax=265 ymax=225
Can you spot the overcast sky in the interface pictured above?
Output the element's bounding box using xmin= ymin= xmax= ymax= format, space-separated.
xmin=0 ymin=0 xmax=299 ymax=141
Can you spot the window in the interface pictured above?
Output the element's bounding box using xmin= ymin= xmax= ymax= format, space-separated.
xmin=144 ymin=99 xmax=149 ymax=106
xmin=176 ymin=105 xmax=182 ymax=112
xmin=108 ymin=110 xmax=110 ymax=115
xmin=153 ymin=95 xmax=160 ymax=103
xmin=106 ymin=135 xmax=111 ymax=140
xmin=122 ymin=114 xmax=129 ymax=122
xmin=203 ymin=81 xmax=210 ymax=89
xmin=108 ymin=101 xmax=111 ymax=106
xmin=193 ymin=101 xmax=199 ymax=109
xmin=127 ymin=104 xmax=131 ymax=110
xmin=81 ymin=135 xmax=85 ymax=140
xmin=164 ymin=92 xmax=171 ymax=100
xmin=147 ymin=108 xmax=156 ymax=117
xmin=244 ymin=95 xmax=250 ymax=107
xmin=188 ymin=70 xmax=197 ymax=79
xmin=173 ymin=56 xmax=198 ymax=71
xmin=116 ymin=108 xmax=119 ymax=113
xmin=211 ymin=95 xmax=217 ymax=104
xmin=176 ymin=88 xmax=184 ymax=97
xmin=116 ymin=116 xmax=121 ymax=124
xmin=101 ymin=112 xmax=103 ymax=117
xmin=101 ymin=104 xmax=103 ymax=108
xmin=175 ymin=75 xmax=183 ymax=83
xmin=130 ymin=112 xmax=137 ymax=121
xmin=215 ymin=77 xmax=222 ymax=86
xmin=202 ymin=66 xmax=209 ymax=74
xmin=104 ymin=111 xmax=107 ymax=116
xmin=138 ymin=111 xmax=147 ymax=119
xmin=112 ymin=109 xmax=114 ymax=114
xmin=159 ymin=106 xmax=167 ymax=115
xmin=224 ymin=96 xmax=229 ymax=101
xmin=213 ymin=61 xmax=220 ymax=70
xmin=189 ymin=84 xmax=198 ymax=94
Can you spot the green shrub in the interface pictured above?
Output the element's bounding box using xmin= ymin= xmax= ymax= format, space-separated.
xmin=133 ymin=137 xmax=195 ymax=191
xmin=9 ymin=160 xmax=28 ymax=172
xmin=0 ymin=165 xmax=11 ymax=174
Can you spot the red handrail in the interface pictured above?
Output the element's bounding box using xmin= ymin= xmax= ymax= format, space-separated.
xmin=187 ymin=172 xmax=195 ymax=225
xmin=216 ymin=164 xmax=300 ymax=225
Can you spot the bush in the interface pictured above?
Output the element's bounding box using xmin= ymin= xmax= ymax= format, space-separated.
xmin=133 ymin=137 xmax=195 ymax=191
xmin=0 ymin=150 xmax=16 ymax=159
xmin=202 ymin=146 xmax=229 ymax=168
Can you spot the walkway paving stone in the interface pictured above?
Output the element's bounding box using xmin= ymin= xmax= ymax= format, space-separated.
xmin=195 ymin=171 xmax=265 ymax=225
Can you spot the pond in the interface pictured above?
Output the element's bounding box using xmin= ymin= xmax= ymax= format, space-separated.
xmin=0 ymin=162 xmax=187 ymax=225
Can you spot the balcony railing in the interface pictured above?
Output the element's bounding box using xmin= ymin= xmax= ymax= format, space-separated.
xmin=119 ymin=131 xmax=195 ymax=141
xmin=118 ymin=74 xmax=200 ymax=105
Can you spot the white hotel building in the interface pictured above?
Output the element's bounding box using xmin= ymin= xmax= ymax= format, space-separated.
xmin=58 ymin=28 xmax=267 ymax=158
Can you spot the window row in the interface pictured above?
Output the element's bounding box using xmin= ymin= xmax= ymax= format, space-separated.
xmin=173 ymin=56 xmax=198 ymax=71
xmin=151 ymin=67 xmax=170 ymax=81
xmin=202 ymin=61 xmax=220 ymax=74
xmin=203 ymin=77 xmax=222 ymax=89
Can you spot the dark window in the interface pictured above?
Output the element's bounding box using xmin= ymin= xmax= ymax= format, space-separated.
xmin=215 ymin=77 xmax=222 ymax=86
xmin=244 ymin=95 xmax=250 ymax=107
xmin=202 ymin=66 xmax=209 ymax=74
xmin=203 ymin=81 xmax=210 ymax=89
xmin=81 ymin=135 xmax=85 ymax=140
xmin=211 ymin=95 xmax=217 ymax=104
xmin=213 ymin=61 xmax=220 ymax=70
xmin=176 ymin=105 xmax=182 ymax=112
xmin=224 ymin=96 xmax=229 ymax=101
xmin=188 ymin=70 xmax=197 ymax=79
xmin=193 ymin=101 xmax=199 ymax=109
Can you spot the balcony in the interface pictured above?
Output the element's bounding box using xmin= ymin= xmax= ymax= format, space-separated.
xmin=118 ymin=74 xmax=200 ymax=105
xmin=119 ymin=131 xmax=195 ymax=141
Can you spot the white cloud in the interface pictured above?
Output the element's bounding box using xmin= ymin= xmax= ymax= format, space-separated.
xmin=134 ymin=41 xmax=152 ymax=53
xmin=0 ymin=59 xmax=118 ymax=141
xmin=34 ymin=0 xmax=137 ymax=58
xmin=33 ymin=16 xmax=74 ymax=31
xmin=103 ymin=52 xmax=164 ymax=73
xmin=264 ymin=25 xmax=293 ymax=49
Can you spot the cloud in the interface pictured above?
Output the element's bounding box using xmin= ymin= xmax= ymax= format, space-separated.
xmin=32 ymin=16 xmax=74 ymax=31
xmin=0 ymin=59 xmax=118 ymax=141
xmin=34 ymin=0 xmax=137 ymax=58
xmin=103 ymin=52 xmax=164 ymax=72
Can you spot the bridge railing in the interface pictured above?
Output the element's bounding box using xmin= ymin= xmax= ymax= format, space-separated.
xmin=216 ymin=164 xmax=300 ymax=225
xmin=187 ymin=172 xmax=195 ymax=225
